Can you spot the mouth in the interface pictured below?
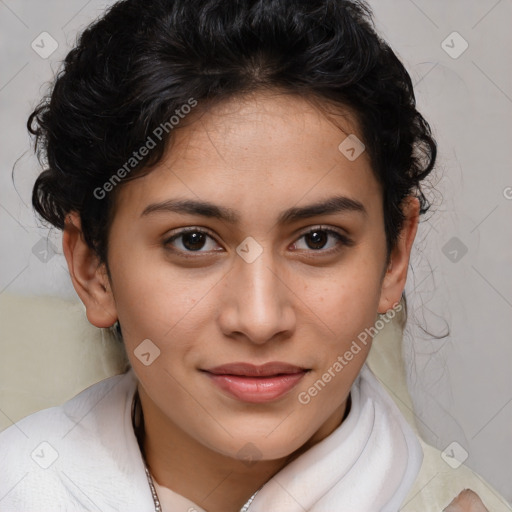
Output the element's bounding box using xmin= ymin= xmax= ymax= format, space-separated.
xmin=201 ymin=362 xmax=310 ymax=403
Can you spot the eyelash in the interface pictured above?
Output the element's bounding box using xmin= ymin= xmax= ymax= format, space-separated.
xmin=163 ymin=225 xmax=354 ymax=258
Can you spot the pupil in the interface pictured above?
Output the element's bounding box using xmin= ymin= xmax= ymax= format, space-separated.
xmin=307 ymin=231 xmax=327 ymax=249
xmin=183 ymin=232 xmax=205 ymax=251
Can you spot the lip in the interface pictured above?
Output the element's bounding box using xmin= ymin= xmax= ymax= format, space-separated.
xmin=202 ymin=362 xmax=309 ymax=403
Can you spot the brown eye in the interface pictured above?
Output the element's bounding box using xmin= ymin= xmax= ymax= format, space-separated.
xmin=181 ymin=232 xmax=207 ymax=251
xmin=164 ymin=228 xmax=222 ymax=254
xmin=291 ymin=227 xmax=354 ymax=253
xmin=304 ymin=230 xmax=329 ymax=250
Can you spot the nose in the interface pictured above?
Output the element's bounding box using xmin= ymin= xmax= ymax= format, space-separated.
xmin=217 ymin=248 xmax=296 ymax=345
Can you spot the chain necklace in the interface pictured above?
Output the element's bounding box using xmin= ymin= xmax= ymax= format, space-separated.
xmin=143 ymin=463 xmax=163 ymax=512
xmin=131 ymin=389 xmax=258 ymax=512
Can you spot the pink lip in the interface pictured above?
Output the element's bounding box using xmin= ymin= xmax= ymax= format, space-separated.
xmin=202 ymin=362 xmax=309 ymax=403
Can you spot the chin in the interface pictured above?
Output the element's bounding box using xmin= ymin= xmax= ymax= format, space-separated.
xmin=202 ymin=426 xmax=311 ymax=464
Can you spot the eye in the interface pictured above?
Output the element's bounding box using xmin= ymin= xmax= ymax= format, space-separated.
xmin=163 ymin=227 xmax=222 ymax=253
xmin=163 ymin=225 xmax=353 ymax=257
xmin=291 ymin=226 xmax=353 ymax=253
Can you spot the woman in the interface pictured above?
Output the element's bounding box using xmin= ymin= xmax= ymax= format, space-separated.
xmin=0 ymin=0 xmax=505 ymax=510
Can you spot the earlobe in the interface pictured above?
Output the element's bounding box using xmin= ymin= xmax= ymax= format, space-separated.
xmin=377 ymin=196 xmax=420 ymax=314
xmin=62 ymin=211 xmax=118 ymax=328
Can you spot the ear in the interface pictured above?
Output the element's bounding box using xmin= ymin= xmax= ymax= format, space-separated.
xmin=377 ymin=196 xmax=420 ymax=314
xmin=62 ymin=211 xmax=118 ymax=328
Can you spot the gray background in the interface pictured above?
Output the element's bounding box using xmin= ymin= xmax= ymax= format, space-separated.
xmin=0 ymin=0 xmax=511 ymax=502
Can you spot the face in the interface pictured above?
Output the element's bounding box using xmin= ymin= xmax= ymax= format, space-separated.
xmin=64 ymin=90 xmax=418 ymax=462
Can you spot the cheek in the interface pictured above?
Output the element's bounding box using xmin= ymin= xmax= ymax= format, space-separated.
xmin=107 ymin=247 xmax=211 ymax=349
xmin=300 ymin=274 xmax=381 ymax=401
xmin=312 ymin=261 xmax=383 ymax=332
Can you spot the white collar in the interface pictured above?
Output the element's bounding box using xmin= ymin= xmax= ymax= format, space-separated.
xmin=129 ymin=363 xmax=423 ymax=511
xmin=0 ymin=364 xmax=422 ymax=511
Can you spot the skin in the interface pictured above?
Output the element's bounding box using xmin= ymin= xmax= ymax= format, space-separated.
xmin=62 ymin=89 xmax=469 ymax=512
xmin=444 ymin=490 xmax=489 ymax=512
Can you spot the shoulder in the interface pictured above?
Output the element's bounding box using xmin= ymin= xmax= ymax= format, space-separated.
xmin=402 ymin=436 xmax=512 ymax=511
xmin=0 ymin=369 xmax=150 ymax=511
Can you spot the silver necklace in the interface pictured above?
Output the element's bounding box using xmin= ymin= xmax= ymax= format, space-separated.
xmin=132 ymin=390 xmax=259 ymax=512
xmin=143 ymin=463 xmax=162 ymax=512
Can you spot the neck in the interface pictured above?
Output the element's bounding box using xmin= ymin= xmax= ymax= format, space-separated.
xmin=134 ymin=385 xmax=350 ymax=512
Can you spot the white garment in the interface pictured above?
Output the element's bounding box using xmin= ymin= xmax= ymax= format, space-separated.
xmin=0 ymin=363 xmax=450 ymax=511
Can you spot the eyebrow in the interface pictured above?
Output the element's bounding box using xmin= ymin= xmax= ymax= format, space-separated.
xmin=140 ymin=195 xmax=367 ymax=224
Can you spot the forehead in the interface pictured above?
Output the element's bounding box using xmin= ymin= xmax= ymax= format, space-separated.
xmin=113 ymin=91 xmax=382 ymax=224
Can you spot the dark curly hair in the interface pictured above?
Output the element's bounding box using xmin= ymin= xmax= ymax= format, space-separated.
xmin=29 ymin=0 xmax=437 ymax=315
